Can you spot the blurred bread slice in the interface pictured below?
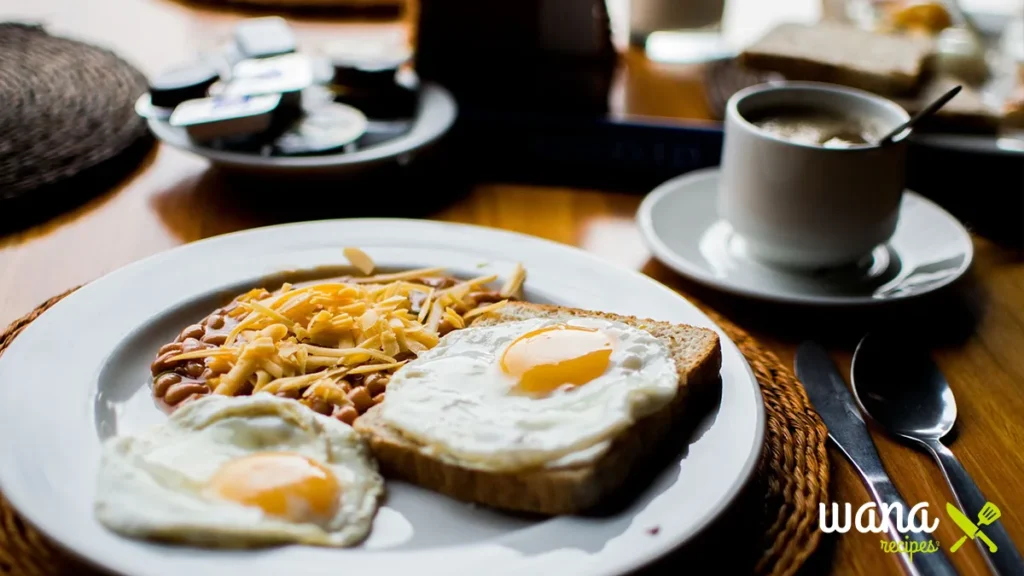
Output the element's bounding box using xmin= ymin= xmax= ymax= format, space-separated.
xmin=895 ymin=75 xmax=1001 ymax=133
xmin=354 ymin=302 xmax=722 ymax=515
xmin=740 ymin=22 xmax=933 ymax=95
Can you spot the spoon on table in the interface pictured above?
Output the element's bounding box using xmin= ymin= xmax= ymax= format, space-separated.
xmin=851 ymin=333 xmax=1024 ymax=575
xmin=878 ymin=85 xmax=962 ymax=146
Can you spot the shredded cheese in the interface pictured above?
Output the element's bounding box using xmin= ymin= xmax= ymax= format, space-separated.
xmin=175 ymin=261 xmax=523 ymax=410
xmin=343 ymin=247 xmax=376 ymax=275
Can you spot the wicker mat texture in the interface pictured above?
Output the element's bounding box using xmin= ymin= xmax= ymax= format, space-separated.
xmin=0 ymin=23 xmax=151 ymax=227
xmin=0 ymin=287 xmax=829 ymax=576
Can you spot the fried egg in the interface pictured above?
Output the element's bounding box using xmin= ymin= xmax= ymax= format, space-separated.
xmin=377 ymin=317 xmax=678 ymax=471
xmin=95 ymin=394 xmax=383 ymax=547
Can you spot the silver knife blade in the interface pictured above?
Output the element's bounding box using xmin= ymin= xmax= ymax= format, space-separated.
xmin=794 ymin=341 xmax=877 ymax=465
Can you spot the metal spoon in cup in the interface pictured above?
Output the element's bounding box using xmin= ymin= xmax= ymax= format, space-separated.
xmin=851 ymin=332 xmax=1024 ymax=575
xmin=877 ymin=85 xmax=962 ymax=146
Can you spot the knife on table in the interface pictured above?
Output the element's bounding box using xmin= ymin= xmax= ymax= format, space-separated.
xmin=795 ymin=342 xmax=958 ymax=576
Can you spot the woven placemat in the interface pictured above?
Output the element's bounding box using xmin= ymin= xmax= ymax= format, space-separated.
xmin=0 ymin=287 xmax=829 ymax=576
xmin=0 ymin=23 xmax=151 ymax=225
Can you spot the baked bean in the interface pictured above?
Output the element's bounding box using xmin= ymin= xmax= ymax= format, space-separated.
xmin=151 ymin=350 xmax=184 ymax=374
xmin=438 ymin=320 xmax=455 ymax=335
xmin=158 ymin=342 xmax=183 ymax=356
xmin=365 ymin=374 xmax=389 ymax=397
xmin=372 ymin=393 xmax=385 ymax=405
xmin=276 ymin=388 xmax=299 ymax=400
xmin=201 ymin=368 xmax=216 ymax=380
xmin=179 ymin=324 xmax=205 ymax=342
xmin=164 ymin=381 xmax=209 ymax=405
xmin=201 ymin=333 xmax=228 ymax=346
xmin=175 ymin=393 xmax=206 ymax=409
xmin=153 ymin=372 xmax=182 ymax=397
xmin=185 ymin=361 xmax=205 ymax=378
xmin=181 ymin=338 xmax=205 ymax=354
xmin=333 ymin=405 xmax=358 ymax=425
xmin=205 ymin=314 xmax=226 ymax=329
xmin=305 ymin=398 xmax=333 ymax=416
xmin=347 ymin=387 xmax=373 ymax=413
xmin=347 ymin=374 xmax=365 ymax=389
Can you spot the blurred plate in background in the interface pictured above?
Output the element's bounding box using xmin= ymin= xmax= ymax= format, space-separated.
xmin=148 ymin=83 xmax=456 ymax=175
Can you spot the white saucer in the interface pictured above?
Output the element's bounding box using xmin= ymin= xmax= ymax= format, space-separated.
xmin=636 ymin=168 xmax=974 ymax=306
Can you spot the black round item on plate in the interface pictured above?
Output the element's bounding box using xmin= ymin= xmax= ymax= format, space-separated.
xmin=148 ymin=61 xmax=220 ymax=108
xmin=273 ymin=101 xmax=368 ymax=155
xmin=332 ymin=61 xmax=399 ymax=90
xmin=0 ymin=23 xmax=152 ymax=230
xmin=329 ymin=45 xmax=411 ymax=92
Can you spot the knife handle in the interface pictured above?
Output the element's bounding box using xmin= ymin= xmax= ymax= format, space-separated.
xmin=926 ymin=439 xmax=1024 ymax=576
xmin=951 ymin=535 xmax=969 ymax=553
xmin=870 ymin=478 xmax=958 ymax=576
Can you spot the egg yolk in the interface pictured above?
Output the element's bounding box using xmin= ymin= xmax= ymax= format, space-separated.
xmin=500 ymin=325 xmax=613 ymax=396
xmin=205 ymin=453 xmax=340 ymax=524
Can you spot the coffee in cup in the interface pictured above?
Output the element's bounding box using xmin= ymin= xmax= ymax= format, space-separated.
xmin=745 ymin=105 xmax=887 ymax=148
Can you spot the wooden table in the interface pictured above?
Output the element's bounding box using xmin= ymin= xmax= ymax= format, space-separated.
xmin=1 ymin=1 xmax=1021 ymax=575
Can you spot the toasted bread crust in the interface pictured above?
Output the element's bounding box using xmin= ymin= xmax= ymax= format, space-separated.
xmin=354 ymin=303 xmax=722 ymax=515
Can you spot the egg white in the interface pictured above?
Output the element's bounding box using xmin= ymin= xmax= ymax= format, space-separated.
xmin=94 ymin=394 xmax=383 ymax=547
xmin=377 ymin=317 xmax=678 ymax=472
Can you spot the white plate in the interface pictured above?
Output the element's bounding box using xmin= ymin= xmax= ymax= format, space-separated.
xmin=0 ymin=219 xmax=764 ymax=576
xmin=637 ymin=169 xmax=974 ymax=306
xmin=146 ymin=83 xmax=457 ymax=174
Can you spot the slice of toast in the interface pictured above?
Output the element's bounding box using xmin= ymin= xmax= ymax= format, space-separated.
xmin=354 ymin=302 xmax=722 ymax=515
xmin=740 ymin=22 xmax=933 ymax=96
xmin=894 ymin=75 xmax=1001 ymax=133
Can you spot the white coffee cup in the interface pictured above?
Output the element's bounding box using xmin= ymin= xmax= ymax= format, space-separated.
xmin=718 ymin=82 xmax=911 ymax=270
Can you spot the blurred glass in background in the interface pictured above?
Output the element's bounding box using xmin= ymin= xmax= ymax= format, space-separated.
xmin=629 ymin=0 xmax=731 ymax=64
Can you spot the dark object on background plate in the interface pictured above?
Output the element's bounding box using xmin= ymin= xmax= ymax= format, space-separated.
xmin=328 ymin=45 xmax=417 ymax=119
xmin=851 ymin=333 xmax=1024 ymax=575
xmin=234 ymin=17 xmax=296 ymax=59
xmin=148 ymin=61 xmax=220 ymax=109
xmin=329 ymin=44 xmax=410 ymax=92
xmin=0 ymin=23 xmax=152 ymax=231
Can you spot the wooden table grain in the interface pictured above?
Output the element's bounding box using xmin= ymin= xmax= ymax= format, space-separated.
xmin=0 ymin=1 xmax=1021 ymax=575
